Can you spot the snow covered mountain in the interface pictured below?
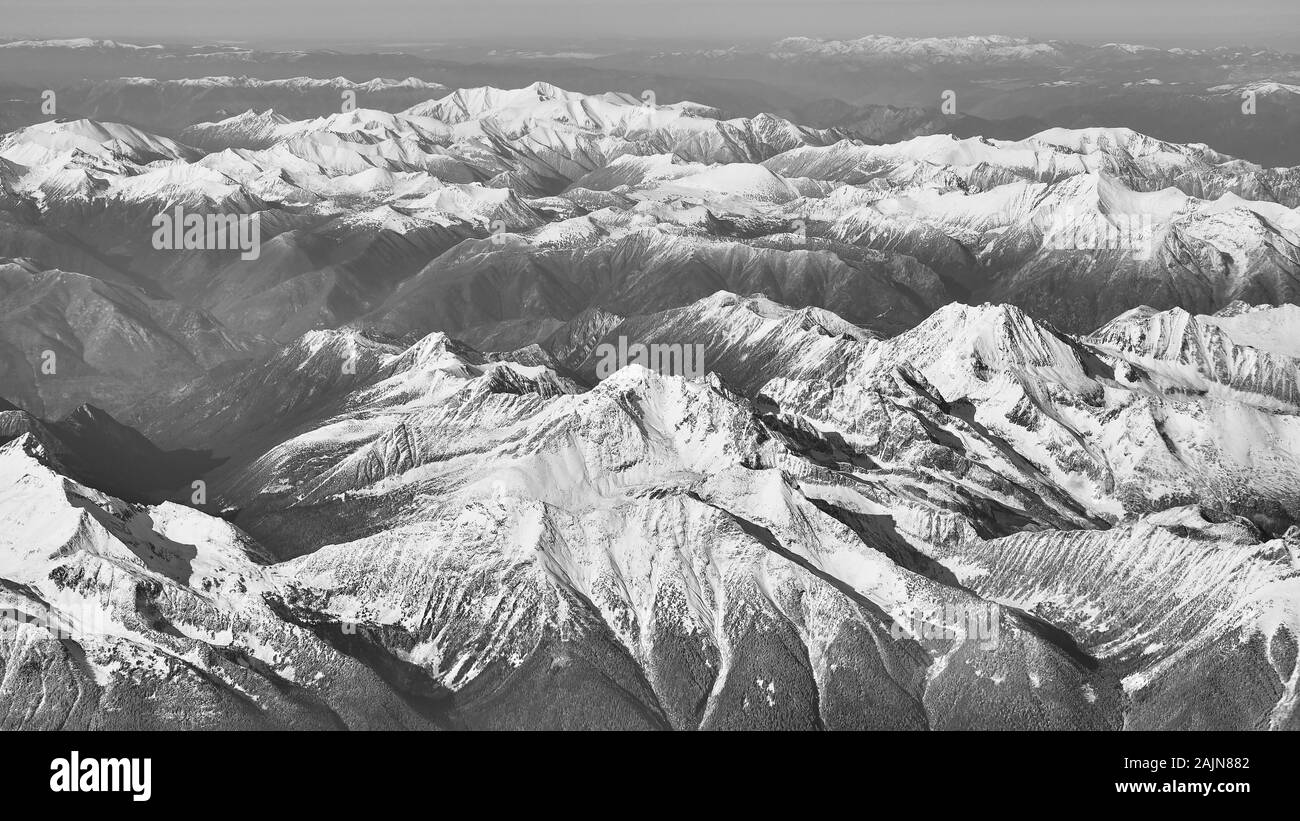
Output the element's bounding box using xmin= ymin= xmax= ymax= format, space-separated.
xmin=0 ymin=433 xmax=447 ymax=729
xmin=72 ymin=288 xmax=1296 ymax=730
xmin=0 ymin=399 xmax=217 ymax=501
xmin=2 ymin=78 xmax=1300 ymax=730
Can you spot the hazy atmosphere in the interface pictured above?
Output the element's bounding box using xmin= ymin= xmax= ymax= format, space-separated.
xmin=7 ymin=0 xmax=1300 ymax=48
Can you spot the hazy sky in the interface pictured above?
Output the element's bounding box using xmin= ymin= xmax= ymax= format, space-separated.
xmin=7 ymin=0 xmax=1300 ymax=50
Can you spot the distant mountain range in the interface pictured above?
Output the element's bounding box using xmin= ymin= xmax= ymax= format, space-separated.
xmin=3 ymin=34 xmax=1300 ymax=163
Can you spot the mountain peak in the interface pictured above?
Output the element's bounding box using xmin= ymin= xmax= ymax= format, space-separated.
xmin=0 ymin=431 xmax=58 ymax=467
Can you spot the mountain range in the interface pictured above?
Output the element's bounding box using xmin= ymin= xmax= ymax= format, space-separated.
xmin=1 ymin=67 xmax=1298 ymax=730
